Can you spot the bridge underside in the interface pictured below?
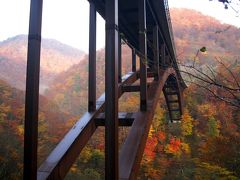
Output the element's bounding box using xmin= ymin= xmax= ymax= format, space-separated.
xmin=23 ymin=0 xmax=186 ymax=179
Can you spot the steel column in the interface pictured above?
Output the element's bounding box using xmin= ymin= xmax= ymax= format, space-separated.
xmin=153 ymin=26 xmax=159 ymax=80
xmin=118 ymin=35 xmax=122 ymax=83
xmin=105 ymin=0 xmax=119 ymax=179
xmin=24 ymin=0 xmax=43 ymax=179
xmin=88 ymin=2 xmax=97 ymax=112
xmin=132 ymin=48 xmax=136 ymax=72
xmin=166 ymin=55 xmax=170 ymax=67
xmin=139 ymin=0 xmax=147 ymax=111
xmin=160 ymin=43 xmax=166 ymax=68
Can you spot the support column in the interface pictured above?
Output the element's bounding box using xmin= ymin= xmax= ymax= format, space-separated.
xmin=132 ymin=49 xmax=136 ymax=72
xmin=88 ymin=2 xmax=96 ymax=112
xmin=139 ymin=0 xmax=147 ymax=111
xmin=160 ymin=43 xmax=165 ymax=68
xmin=165 ymin=55 xmax=170 ymax=67
xmin=24 ymin=0 xmax=43 ymax=179
xmin=105 ymin=0 xmax=119 ymax=179
xmin=153 ymin=26 xmax=159 ymax=80
xmin=118 ymin=35 xmax=122 ymax=83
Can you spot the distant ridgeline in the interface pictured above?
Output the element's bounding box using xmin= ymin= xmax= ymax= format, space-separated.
xmin=0 ymin=35 xmax=85 ymax=93
xmin=171 ymin=8 xmax=240 ymax=65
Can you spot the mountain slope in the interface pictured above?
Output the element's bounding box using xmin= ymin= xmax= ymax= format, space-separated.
xmin=0 ymin=79 xmax=77 ymax=178
xmin=170 ymin=8 xmax=240 ymax=64
xmin=0 ymin=35 xmax=85 ymax=92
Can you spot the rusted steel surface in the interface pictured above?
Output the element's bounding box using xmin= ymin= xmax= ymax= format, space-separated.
xmin=24 ymin=0 xmax=43 ymax=179
xmin=119 ymin=68 xmax=178 ymax=179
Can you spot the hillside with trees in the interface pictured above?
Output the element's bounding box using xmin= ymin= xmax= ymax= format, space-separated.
xmin=0 ymin=79 xmax=77 ymax=179
xmin=0 ymin=8 xmax=239 ymax=179
xmin=0 ymin=35 xmax=85 ymax=93
xmin=171 ymin=8 xmax=240 ymax=65
xmin=138 ymin=8 xmax=240 ymax=179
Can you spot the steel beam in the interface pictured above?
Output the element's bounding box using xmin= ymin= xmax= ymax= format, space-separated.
xmin=132 ymin=48 xmax=136 ymax=72
xmin=105 ymin=0 xmax=119 ymax=178
xmin=160 ymin=43 xmax=165 ymax=67
xmin=119 ymin=68 xmax=177 ymax=179
xmin=165 ymin=92 xmax=178 ymax=95
xmin=118 ymin=35 xmax=122 ymax=83
xmin=95 ymin=112 xmax=136 ymax=126
xmin=122 ymin=83 xmax=151 ymax=93
xmin=168 ymin=100 xmax=179 ymax=103
xmin=24 ymin=0 xmax=43 ymax=179
xmin=153 ymin=25 xmax=159 ymax=80
xmin=139 ymin=0 xmax=147 ymax=111
xmin=88 ymin=2 xmax=97 ymax=112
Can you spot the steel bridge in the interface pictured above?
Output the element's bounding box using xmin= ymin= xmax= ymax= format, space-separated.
xmin=24 ymin=0 xmax=186 ymax=179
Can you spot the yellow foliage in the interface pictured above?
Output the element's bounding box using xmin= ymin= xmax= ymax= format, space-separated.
xmin=54 ymin=93 xmax=65 ymax=104
xmin=181 ymin=142 xmax=191 ymax=154
xmin=70 ymin=163 xmax=78 ymax=173
xmin=17 ymin=125 xmax=24 ymax=136
xmin=181 ymin=109 xmax=194 ymax=136
xmin=198 ymin=104 xmax=217 ymax=118
xmin=152 ymin=102 xmax=166 ymax=130
xmin=148 ymin=126 xmax=155 ymax=138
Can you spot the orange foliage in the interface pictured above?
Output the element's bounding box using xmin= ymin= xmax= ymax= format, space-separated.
xmin=144 ymin=136 xmax=158 ymax=161
xmin=156 ymin=131 xmax=166 ymax=142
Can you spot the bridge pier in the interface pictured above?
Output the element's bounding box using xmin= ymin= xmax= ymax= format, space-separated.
xmin=88 ymin=2 xmax=97 ymax=112
xmin=153 ymin=25 xmax=159 ymax=80
xmin=24 ymin=0 xmax=43 ymax=179
xmin=118 ymin=35 xmax=122 ymax=83
xmin=105 ymin=0 xmax=119 ymax=179
xmin=139 ymin=0 xmax=148 ymax=111
xmin=132 ymin=49 xmax=136 ymax=72
xmin=160 ymin=43 xmax=166 ymax=68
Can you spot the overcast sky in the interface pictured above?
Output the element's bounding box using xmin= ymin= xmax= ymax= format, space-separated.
xmin=0 ymin=0 xmax=239 ymax=52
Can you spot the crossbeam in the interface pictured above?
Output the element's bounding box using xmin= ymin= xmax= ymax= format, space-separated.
xmin=122 ymin=83 xmax=151 ymax=92
xmin=95 ymin=112 xmax=136 ymax=126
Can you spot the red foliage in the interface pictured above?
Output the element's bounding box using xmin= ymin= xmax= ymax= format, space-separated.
xmin=144 ymin=136 xmax=158 ymax=160
xmin=156 ymin=131 xmax=166 ymax=142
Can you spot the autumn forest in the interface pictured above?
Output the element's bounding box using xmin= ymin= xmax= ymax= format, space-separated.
xmin=0 ymin=8 xmax=240 ymax=179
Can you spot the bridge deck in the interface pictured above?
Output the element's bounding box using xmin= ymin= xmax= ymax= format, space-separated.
xmin=91 ymin=0 xmax=175 ymax=63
